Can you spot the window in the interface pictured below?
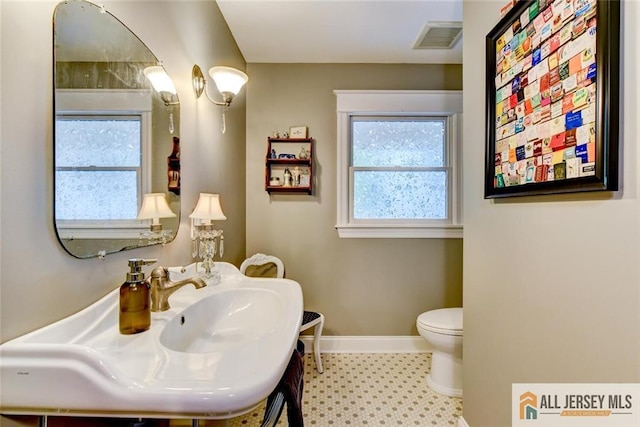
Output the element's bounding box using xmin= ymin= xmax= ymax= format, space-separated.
xmin=55 ymin=116 xmax=143 ymax=221
xmin=55 ymin=89 xmax=152 ymax=238
xmin=335 ymin=90 xmax=463 ymax=238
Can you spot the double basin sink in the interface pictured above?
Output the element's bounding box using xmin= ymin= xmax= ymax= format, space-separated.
xmin=0 ymin=262 xmax=303 ymax=419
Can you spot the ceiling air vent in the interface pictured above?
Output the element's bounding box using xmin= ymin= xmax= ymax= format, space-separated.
xmin=413 ymin=21 xmax=463 ymax=49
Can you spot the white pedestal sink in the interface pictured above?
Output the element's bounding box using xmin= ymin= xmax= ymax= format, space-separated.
xmin=0 ymin=262 xmax=303 ymax=420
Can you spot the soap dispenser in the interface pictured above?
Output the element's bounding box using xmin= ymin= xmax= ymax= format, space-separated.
xmin=119 ymin=258 xmax=157 ymax=335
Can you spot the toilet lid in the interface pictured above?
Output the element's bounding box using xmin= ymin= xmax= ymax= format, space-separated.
xmin=417 ymin=308 xmax=463 ymax=333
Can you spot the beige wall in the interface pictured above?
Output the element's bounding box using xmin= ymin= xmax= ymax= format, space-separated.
xmin=0 ymin=1 xmax=246 ymax=425
xmin=245 ymin=63 xmax=463 ymax=336
xmin=462 ymin=1 xmax=640 ymax=426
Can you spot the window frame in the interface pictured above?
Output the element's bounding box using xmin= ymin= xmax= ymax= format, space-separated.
xmin=55 ymin=89 xmax=153 ymax=239
xmin=335 ymin=90 xmax=463 ymax=239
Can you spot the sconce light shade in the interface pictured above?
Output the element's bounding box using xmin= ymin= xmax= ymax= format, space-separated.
xmin=143 ymin=65 xmax=177 ymax=95
xmin=208 ymin=66 xmax=249 ymax=97
xmin=137 ymin=193 xmax=177 ymax=221
xmin=189 ymin=193 xmax=227 ymax=221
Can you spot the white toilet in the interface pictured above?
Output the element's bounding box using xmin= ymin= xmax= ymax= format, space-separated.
xmin=416 ymin=307 xmax=463 ymax=398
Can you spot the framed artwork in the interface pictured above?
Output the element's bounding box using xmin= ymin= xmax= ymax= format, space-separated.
xmin=289 ymin=126 xmax=308 ymax=139
xmin=484 ymin=0 xmax=620 ymax=198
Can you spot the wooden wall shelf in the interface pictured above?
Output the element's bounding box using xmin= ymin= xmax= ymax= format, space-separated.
xmin=265 ymin=137 xmax=313 ymax=194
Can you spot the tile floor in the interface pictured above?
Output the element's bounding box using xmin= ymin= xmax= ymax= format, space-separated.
xmin=38 ymin=353 xmax=461 ymax=427
xmin=227 ymin=352 xmax=463 ymax=426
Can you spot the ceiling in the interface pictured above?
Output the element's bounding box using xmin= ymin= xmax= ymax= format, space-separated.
xmin=216 ymin=0 xmax=463 ymax=64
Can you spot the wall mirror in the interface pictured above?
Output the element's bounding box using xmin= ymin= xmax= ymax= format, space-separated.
xmin=53 ymin=0 xmax=180 ymax=259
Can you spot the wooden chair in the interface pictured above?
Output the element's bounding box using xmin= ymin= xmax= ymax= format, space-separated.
xmin=240 ymin=253 xmax=324 ymax=373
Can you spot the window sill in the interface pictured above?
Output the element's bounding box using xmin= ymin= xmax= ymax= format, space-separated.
xmin=57 ymin=226 xmax=148 ymax=239
xmin=335 ymin=225 xmax=463 ymax=239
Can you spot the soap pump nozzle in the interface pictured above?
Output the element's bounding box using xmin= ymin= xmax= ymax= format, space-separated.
xmin=126 ymin=258 xmax=157 ymax=283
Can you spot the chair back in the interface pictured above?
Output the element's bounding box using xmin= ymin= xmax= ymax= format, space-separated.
xmin=240 ymin=253 xmax=285 ymax=278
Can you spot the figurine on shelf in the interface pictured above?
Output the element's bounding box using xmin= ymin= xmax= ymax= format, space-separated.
xmin=272 ymin=131 xmax=280 ymax=138
xmin=299 ymin=146 xmax=310 ymax=160
xmin=270 ymin=148 xmax=277 ymax=159
xmin=281 ymin=131 xmax=289 ymax=139
xmin=292 ymin=166 xmax=301 ymax=186
xmin=283 ymin=168 xmax=293 ymax=187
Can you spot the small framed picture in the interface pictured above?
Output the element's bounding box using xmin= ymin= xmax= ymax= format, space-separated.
xmin=289 ymin=126 xmax=308 ymax=139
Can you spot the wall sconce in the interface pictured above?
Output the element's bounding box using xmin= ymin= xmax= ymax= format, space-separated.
xmin=137 ymin=193 xmax=176 ymax=244
xmin=143 ymin=65 xmax=178 ymax=134
xmin=143 ymin=66 xmax=178 ymax=106
xmin=189 ymin=193 xmax=227 ymax=282
xmin=192 ymin=64 xmax=248 ymax=133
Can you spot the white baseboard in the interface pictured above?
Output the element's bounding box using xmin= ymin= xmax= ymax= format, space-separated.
xmin=457 ymin=415 xmax=469 ymax=427
xmin=298 ymin=335 xmax=432 ymax=353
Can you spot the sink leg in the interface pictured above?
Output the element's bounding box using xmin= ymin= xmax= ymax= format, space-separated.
xmin=192 ymin=421 xmax=199 ymax=427
xmin=38 ymin=416 xmax=48 ymax=427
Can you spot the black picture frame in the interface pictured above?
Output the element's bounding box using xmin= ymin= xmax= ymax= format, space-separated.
xmin=484 ymin=0 xmax=620 ymax=198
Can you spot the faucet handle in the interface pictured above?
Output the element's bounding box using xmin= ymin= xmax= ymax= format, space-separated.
xmin=150 ymin=266 xmax=169 ymax=280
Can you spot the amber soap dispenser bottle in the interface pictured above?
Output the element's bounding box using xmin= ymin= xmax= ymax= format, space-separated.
xmin=119 ymin=258 xmax=157 ymax=335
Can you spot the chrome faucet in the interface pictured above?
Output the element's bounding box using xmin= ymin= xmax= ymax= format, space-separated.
xmin=149 ymin=267 xmax=207 ymax=312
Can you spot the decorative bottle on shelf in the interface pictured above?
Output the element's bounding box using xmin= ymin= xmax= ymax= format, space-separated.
xmin=167 ymin=136 xmax=180 ymax=195
xmin=119 ymin=258 xmax=156 ymax=335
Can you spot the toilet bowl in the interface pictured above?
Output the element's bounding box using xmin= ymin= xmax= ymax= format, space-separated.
xmin=417 ymin=307 xmax=463 ymax=398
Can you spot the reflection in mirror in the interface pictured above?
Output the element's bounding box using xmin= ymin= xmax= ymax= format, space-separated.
xmin=53 ymin=0 xmax=180 ymax=258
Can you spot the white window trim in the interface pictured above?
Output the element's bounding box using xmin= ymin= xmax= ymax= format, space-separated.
xmin=334 ymin=90 xmax=463 ymax=239
xmin=55 ymin=89 xmax=153 ymax=239
xmin=55 ymin=221 xmax=149 ymax=239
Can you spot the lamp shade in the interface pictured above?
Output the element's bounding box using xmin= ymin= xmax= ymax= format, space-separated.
xmin=208 ymin=66 xmax=248 ymax=95
xmin=143 ymin=66 xmax=177 ymax=95
xmin=189 ymin=193 xmax=227 ymax=221
xmin=137 ymin=193 xmax=176 ymax=220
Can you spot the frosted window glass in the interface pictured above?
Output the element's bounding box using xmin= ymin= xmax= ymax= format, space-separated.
xmin=55 ymin=171 xmax=139 ymax=220
xmin=55 ymin=116 xmax=142 ymax=223
xmin=55 ymin=118 xmax=141 ymax=167
xmin=353 ymin=171 xmax=447 ymax=219
xmin=352 ymin=120 xmax=445 ymax=167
